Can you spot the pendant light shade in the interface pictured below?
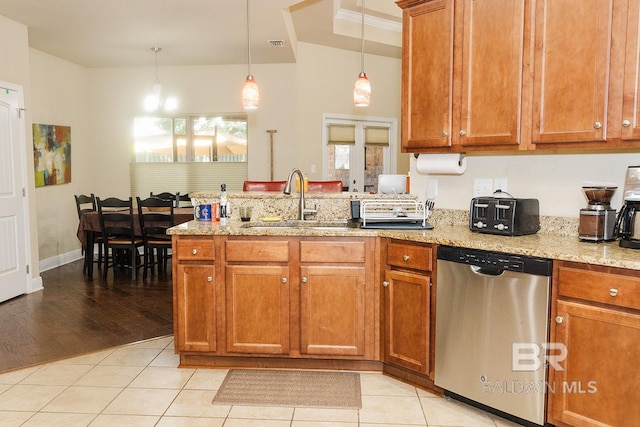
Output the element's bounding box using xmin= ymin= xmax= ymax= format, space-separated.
xmin=242 ymin=0 xmax=259 ymax=109
xmin=144 ymin=47 xmax=177 ymax=112
xmin=354 ymin=0 xmax=370 ymax=107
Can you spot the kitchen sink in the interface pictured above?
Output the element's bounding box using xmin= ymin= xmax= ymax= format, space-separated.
xmin=240 ymin=220 xmax=359 ymax=231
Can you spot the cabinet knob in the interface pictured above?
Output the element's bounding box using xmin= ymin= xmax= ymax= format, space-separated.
xmin=192 ymin=248 xmax=197 ymax=255
xmin=441 ymin=131 xmax=448 ymax=137
xmin=594 ymin=121 xmax=602 ymax=129
xmin=459 ymin=130 xmax=466 ymax=136
xmin=403 ymin=254 xmax=410 ymax=261
xmin=302 ymin=277 xmax=308 ymax=283
xmin=281 ymin=277 xmax=287 ymax=283
xmin=383 ymin=281 xmax=389 ymax=287
xmin=623 ymin=119 xmax=631 ymax=127
xmin=609 ymin=288 xmax=618 ymax=297
xmin=555 ymin=316 xmax=564 ymax=324
xmin=207 ymin=276 xmax=212 ymax=282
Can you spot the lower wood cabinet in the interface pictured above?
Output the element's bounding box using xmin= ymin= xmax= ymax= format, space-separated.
xmin=383 ymin=269 xmax=430 ymax=373
xmin=382 ymin=239 xmax=436 ymax=387
xmin=173 ymin=237 xmax=216 ymax=352
xmin=548 ymin=261 xmax=640 ymax=427
xmin=225 ymin=264 xmax=290 ymax=354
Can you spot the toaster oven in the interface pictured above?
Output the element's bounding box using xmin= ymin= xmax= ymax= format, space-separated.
xmin=469 ymin=197 xmax=540 ymax=236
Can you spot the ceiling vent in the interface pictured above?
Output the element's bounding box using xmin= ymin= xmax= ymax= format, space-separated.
xmin=268 ymin=40 xmax=286 ymax=48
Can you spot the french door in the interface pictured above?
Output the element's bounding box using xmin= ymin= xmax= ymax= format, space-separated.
xmin=322 ymin=114 xmax=397 ymax=193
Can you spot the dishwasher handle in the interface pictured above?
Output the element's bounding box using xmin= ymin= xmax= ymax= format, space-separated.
xmin=470 ymin=265 xmax=505 ymax=276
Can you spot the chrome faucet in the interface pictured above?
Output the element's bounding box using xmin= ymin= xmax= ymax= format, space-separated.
xmin=283 ymin=168 xmax=317 ymax=220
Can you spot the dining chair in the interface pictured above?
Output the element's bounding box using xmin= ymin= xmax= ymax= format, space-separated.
xmin=150 ymin=191 xmax=178 ymax=205
xmin=306 ymin=180 xmax=344 ymax=192
xmin=243 ymin=181 xmax=287 ymax=192
xmin=136 ymin=196 xmax=174 ymax=280
xmin=96 ymin=197 xmax=144 ymax=280
xmin=175 ymin=192 xmax=193 ymax=208
xmin=74 ymin=193 xmax=104 ymax=272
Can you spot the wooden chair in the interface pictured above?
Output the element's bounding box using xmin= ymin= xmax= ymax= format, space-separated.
xmin=136 ymin=196 xmax=174 ymax=280
xmin=150 ymin=191 xmax=178 ymax=205
xmin=307 ymin=180 xmax=344 ymax=192
xmin=243 ymin=181 xmax=287 ymax=192
xmin=96 ymin=197 xmax=144 ymax=280
xmin=175 ymin=192 xmax=193 ymax=208
xmin=74 ymin=193 xmax=104 ymax=272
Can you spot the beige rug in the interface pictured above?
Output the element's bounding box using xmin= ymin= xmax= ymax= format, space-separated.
xmin=212 ymin=369 xmax=362 ymax=409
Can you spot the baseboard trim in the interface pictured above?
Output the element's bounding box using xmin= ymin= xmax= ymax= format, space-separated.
xmin=39 ymin=249 xmax=83 ymax=273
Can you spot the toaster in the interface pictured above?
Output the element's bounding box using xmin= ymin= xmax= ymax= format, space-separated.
xmin=469 ymin=197 xmax=540 ymax=236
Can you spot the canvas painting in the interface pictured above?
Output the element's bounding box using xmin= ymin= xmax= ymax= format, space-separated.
xmin=33 ymin=124 xmax=71 ymax=187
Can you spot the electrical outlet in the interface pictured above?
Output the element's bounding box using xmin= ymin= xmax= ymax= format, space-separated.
xmin=474 ymin=178 xmax=493 ymax=197
xmin=494 ymin=177 xmax=507 ymax=193
xmin=427 ymin=178 xmax=438 ymax=199
xmin=310 ymin=164 xmax=317 ymax=173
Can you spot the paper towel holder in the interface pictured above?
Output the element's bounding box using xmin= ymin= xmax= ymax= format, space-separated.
xmin=412 ymin=152 xmax=466 ymax=166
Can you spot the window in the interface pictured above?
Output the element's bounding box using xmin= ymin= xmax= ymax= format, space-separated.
xmin=134 ymin=114 xmax=248 ymax=163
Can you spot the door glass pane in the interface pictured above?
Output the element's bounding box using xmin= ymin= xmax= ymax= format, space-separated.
xmin=134 ymin=117 xmax=173 ymax=162
xmin=365 ymin=144 xmax=385 ymax=192
xmin=328 ymin=144 xmax=351 ymax=190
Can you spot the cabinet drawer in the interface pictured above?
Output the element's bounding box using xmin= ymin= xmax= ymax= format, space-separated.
xmin=557 ymin=265 xmax=640 ymax=311
xmin=175 ymin=238 xmax=215 ymax=261
xmin=387 ymin=241 xmax=432 ymax=272
xmin=300 ymin=240 xmax=366 ymax=263
xmin=226 ymin=240 xmax=290 ymax=262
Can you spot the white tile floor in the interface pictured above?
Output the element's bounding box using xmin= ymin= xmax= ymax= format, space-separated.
xmin=0 ymin=336 xmax=521 ymax=426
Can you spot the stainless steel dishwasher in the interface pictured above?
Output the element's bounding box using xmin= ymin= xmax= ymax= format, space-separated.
xmin=434 ymin=245 xmax=553 ymax=427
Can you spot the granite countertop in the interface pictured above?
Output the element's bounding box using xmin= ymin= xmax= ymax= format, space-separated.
xmin=168 ymin=217 xmax=640 ymax=271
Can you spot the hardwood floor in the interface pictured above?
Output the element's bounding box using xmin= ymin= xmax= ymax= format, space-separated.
xmin=0 ymin=259 xmax=173 ymax=373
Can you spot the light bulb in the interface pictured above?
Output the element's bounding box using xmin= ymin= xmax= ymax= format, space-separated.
xmin=354 ymin=72 xmax=371 ymax=107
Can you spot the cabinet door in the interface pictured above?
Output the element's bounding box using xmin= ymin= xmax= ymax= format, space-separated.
xmin=622 ymin=0 xmax=640 ymax=140
xmin=175 ymin=265 xmax=216 ymax=352
xmin=532 ymin=0 xmax=612 ymax=144
xmin=401 ymin=0 xmax=454 ymax=150
xmin=299 ymin=265 xmax=366 ymax=356
xmin=225 ymin=265 xmax=290 ymax=354
xmin=458 ymin=0 xmax=525 ymax=147
xmin=549 ymin=299 xmax=640 ymax=426
xmin=383 ymin=269 xmax=430 ymax=374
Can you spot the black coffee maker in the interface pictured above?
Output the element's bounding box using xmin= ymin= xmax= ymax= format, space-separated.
xmin=614 ymin=166 xmax=640 ymax=248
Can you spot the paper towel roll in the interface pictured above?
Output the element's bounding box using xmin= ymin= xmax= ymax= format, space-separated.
xmin=416 ymin=153 xmax=467 ymax=175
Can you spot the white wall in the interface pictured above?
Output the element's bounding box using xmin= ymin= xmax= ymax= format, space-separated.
xmin=410 ymin=152 xmax=640 ymax=217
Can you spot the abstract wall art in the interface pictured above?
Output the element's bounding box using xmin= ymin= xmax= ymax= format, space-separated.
xmin=33 ymin=123 xmax=71 ymax=187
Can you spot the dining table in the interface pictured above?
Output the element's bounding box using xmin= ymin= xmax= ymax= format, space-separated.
xmin=76 ymin=207 xmax=195 ymax=279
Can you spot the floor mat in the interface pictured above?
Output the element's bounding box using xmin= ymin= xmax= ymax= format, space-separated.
xmin=212 ymin=369 xmax=362 ymax=409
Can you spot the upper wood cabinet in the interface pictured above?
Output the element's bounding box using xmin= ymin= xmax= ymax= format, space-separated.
xmin=400 ymin=0 xmax=453 ymax=150
xmin=400 ymin=0 xmax=640 ymax=152
xmin=398 ymin=0 xmax=528 ymax=152
xmin=531 ymin=0 xmax=612 ymax=145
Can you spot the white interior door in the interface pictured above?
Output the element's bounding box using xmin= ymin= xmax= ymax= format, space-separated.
xmin=0 ymin=82 xmax=28 ymax=302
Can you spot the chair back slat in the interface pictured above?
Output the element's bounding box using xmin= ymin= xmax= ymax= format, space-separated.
xmin=137 ymin=196 xmax=174 ymax=239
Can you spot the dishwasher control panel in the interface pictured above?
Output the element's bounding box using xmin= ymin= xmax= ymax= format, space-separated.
xmin=437 ymin=245 xmax=552 ymax=276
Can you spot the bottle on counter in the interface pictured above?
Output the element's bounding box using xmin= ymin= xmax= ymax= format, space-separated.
xmin=220 ymin=184 xmax=227 ymax=222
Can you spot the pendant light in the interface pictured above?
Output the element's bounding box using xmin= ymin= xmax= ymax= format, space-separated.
xmin=242 ymin=0 xmax=259 ymax=109
xmin=354 ymin=0 xmax=371 ymax=107
xmin=144 ymin=47 xmax=177 ymax=112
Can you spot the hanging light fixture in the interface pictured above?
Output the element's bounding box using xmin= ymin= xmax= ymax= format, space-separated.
xmin=144 ymin=47 xmax=178 ymax=112
xmin=354 ymin=0 xmax=371 ymax=107
xmin=242 ymin=0 xmax=259 ymax=109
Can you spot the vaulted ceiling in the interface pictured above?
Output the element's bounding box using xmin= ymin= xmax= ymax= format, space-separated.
xmin=0 ymin=0 xmax=401 ymax=68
